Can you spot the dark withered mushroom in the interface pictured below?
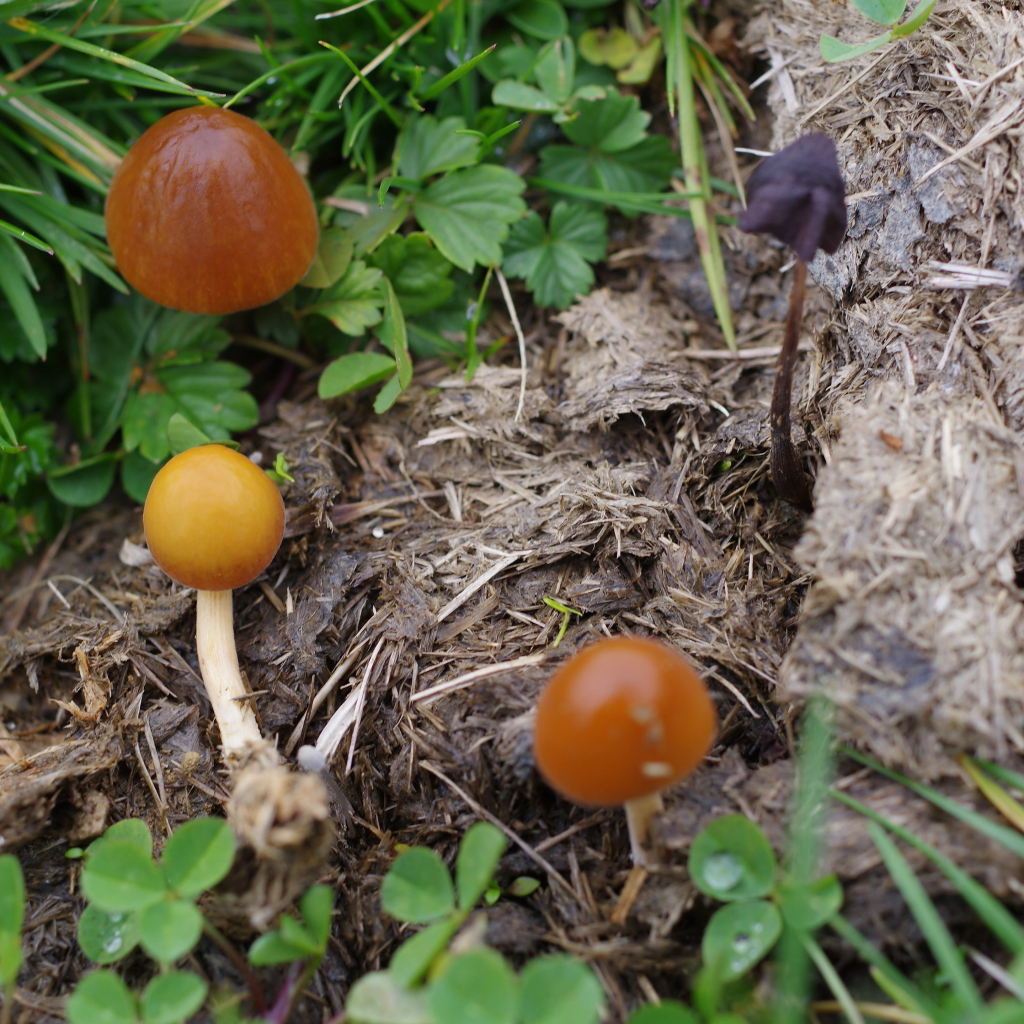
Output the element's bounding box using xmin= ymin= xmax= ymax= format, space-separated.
xmin=738 ymin=133 xmax=847 ymax=511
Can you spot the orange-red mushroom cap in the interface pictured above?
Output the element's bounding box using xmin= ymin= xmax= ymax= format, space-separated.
xmin=105 ymin=105 xmax=319 ymax=315
xmin=533 ymin=636 xmax=717 ymax=806
xmin=144 ymin=444 xmax=285 ymax=591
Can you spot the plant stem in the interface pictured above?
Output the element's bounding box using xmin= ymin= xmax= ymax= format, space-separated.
xmin=195 ymin=589 xmax=265 ymax=759
xmin=664 ymin=0 xmax=736 ymax=351
xmin=769 ymin=259 xmax=812 ymax=511
xmin=203 ymin=921 xmax=268 ymax=1016
xmin=266 ymin=956 xmax=324 ymax=1024
xmin=464 ymin=263 xmax=493 ymax=381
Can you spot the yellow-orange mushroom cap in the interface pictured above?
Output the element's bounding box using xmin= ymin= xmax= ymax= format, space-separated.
xmin=105 ymin=105 xmax=319 ymax=315
xmin=533 ymin=636 xmax=717 ymax=807
xmin=144 ymin=444 xmax=285 ymax=591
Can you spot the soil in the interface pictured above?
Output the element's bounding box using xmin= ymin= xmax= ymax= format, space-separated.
xmin=3 ymin=0 xmax=1024 ymax=1020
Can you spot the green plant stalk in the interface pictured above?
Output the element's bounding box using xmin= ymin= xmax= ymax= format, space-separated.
xmin=464 ymin=263 xmax=493 ymax=381
xmin=663 ymin=0 xmax=736 ymax=351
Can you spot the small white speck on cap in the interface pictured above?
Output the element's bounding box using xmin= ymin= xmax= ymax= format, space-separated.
xmin=641 ymin=762 xmax=673 ymax=778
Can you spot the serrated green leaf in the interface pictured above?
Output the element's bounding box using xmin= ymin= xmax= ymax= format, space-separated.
xmin=140 ymin=971 xmax=207 ymax=1024
xmin=347 ymin=971 xmax=434 ymax=1024
xmin=77 ymin=905 xmax=140 ymax=965
xmin=849 ymin=0 xmax=906 ymax=24
xmin=819 ymin=31 xmax=892 ymax=62
xmin=382 ymin=847 xmax=455 ymax=924
xmin=0 ymin=855 xmax=25 ymax=936
xmin=414 ymin=165 xmax=526 ymax=272
xmin=520 ymin=955 xmax=604 ymax=1024
xmin=81 ymin=841 xmax=167 ymax=912
xmin=491 ymin=81 xmax=560 ymax=113
xmin=309 ymin=259 xmax=385 ymax=335
xmin=688 ymin=815 xmax=777 ymax=902
xmin=562 ymin=90 xmax=651 ymax=152
xmin=578 ymin=28 xmax=638 ymax=69
xmin=456 ymin=822 xmax=507 ymax=911
xmin=319 ymin=352 xmax=397 ymax=399
xmin=701 ymin=901 xmax=781 ymax=982
xmin=429 ymin=948 xmax=519 ymax=1024
xmin=367 ymin=234 xmax=454 ymax=316
xmin=66 ymin=970 xmax=138 ymax=1024
xmin=502 ymin=203 xmax=607 ymax=308
xmin=399 ymin=116 xmax=480 ymax=180
xmin=300 ymin=228 xmax=354 ymax=289
xmin=161 ymin=818 xmax=234 ymax=899
xmin=507 ymin=0 xmax=568 ymax=39
xmin=137 ymin=900 xmax=203 ymax=964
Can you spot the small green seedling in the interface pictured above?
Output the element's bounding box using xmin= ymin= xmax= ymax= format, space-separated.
xmin=542 ymin=597 xmax=582 ymax=648
xmin=346 ymin=821 xmax=605 ymax=1024
xmin=0 ymin=855 xmax=24 ymax=1024
xmin=264 ymin=452 xmax=294 ymax=485
xmin=820 ymin=0 xmax=938 ymax=63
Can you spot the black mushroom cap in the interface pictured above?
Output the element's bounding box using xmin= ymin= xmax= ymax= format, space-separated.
xmin=738 ymin=133 xmax=848 ymax=263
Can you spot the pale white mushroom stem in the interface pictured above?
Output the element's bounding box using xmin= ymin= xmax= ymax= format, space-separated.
xmin=624 ymin=791 xmax=664 ymax=867
xmin=195 ymin=589 xmax=266 ymax=760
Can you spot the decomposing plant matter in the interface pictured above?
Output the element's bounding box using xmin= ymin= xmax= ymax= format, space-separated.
xmin=738 ymin=133 xmax=847 ymax=510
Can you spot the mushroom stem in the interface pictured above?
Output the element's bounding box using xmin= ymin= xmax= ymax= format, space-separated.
xmin=195 ymin=589 xmax=265 ymax=759
xmin=769 ymin=258 xmax=813 ymax=512
xmin=624 ymin=791 xmax=664 ymax=866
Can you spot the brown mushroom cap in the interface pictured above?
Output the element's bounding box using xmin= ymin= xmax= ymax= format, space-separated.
xmin=105 ymin=106 xmax=319 ymax=315
xmin=144 ymin=444 xmax=285 ymax=591
xmin=533 ymin=636 xmax=717 ymax=807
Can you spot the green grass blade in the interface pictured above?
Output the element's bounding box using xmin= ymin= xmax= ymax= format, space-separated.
xmin=685 ymin=20 xmax=755 ymax=121
xmin=223 ymin=53 xmax=334 ymax=110
xmin=975 ymin=760 xmax=1024 ymax=795
xmin=8 ymin=17 xmax=211 ymax=95
xmin=419 ymin=44 xmax=495 ymax=100
xmin=0 ymin=232 xmax=46 ymax=358
xmin=833 ymin=789 xmax=1024 ymax=954
xmin=843 ymin=748 xmax=1024 ymax=861
xmin=802 ymin=934 xmax=867 ymax=1024
xmin=827 ymin=915 xmax=938 ymax=1018
xmin=527 ymin=176 xmax=694 ymax=217
xmin=0 ymin=217 xmax=50 ymax=252
xmin=866 ymin=822 xmax=982 ymax=1012
xmin=320 ymin=41 xmax=404 ymax=128
xmin=125 ymin=0 xmax=236 ymax=62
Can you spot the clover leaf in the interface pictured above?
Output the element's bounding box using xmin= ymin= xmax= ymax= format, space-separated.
xmin=502 ymin=202 xmax=607 ymax=308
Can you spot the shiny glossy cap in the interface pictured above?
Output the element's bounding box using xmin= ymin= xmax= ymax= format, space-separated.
xmin=738 ymin=133 xmax=847 ymax=262
xmin=105 ymin=106 xmax=319 ymax=315
xmin=144 ymin=444 xmax=285 ymax=591
xmin=533 ymin=636 xmax=717 ymax=806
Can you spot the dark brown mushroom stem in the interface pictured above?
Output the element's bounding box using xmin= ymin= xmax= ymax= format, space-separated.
xmin=769 ymin=259 xmax=812 ymax=512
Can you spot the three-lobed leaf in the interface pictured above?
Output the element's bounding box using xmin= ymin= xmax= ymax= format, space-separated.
xmin=413 ymin=166 xmax=526 ymax=272
xmin=161 ymin=818 xmax=234 ymax=899
xmin=381 ymin=847 xmax=455 ymax=924
xmin=399 ymin=116 xmax=480 ymax=181
xmin=502 ymin=202 xmax=607 ymax=309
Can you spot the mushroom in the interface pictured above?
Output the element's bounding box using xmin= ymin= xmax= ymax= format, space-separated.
xmin=143 ymin=443 xmax=285 ymax=761
xmin=533 ymin=636 xmax=717 ymax=865
xmin=737 ymin=133 xmax=847 ymax=511
xmin=105 ymin=106 xmax=319 ymax=316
